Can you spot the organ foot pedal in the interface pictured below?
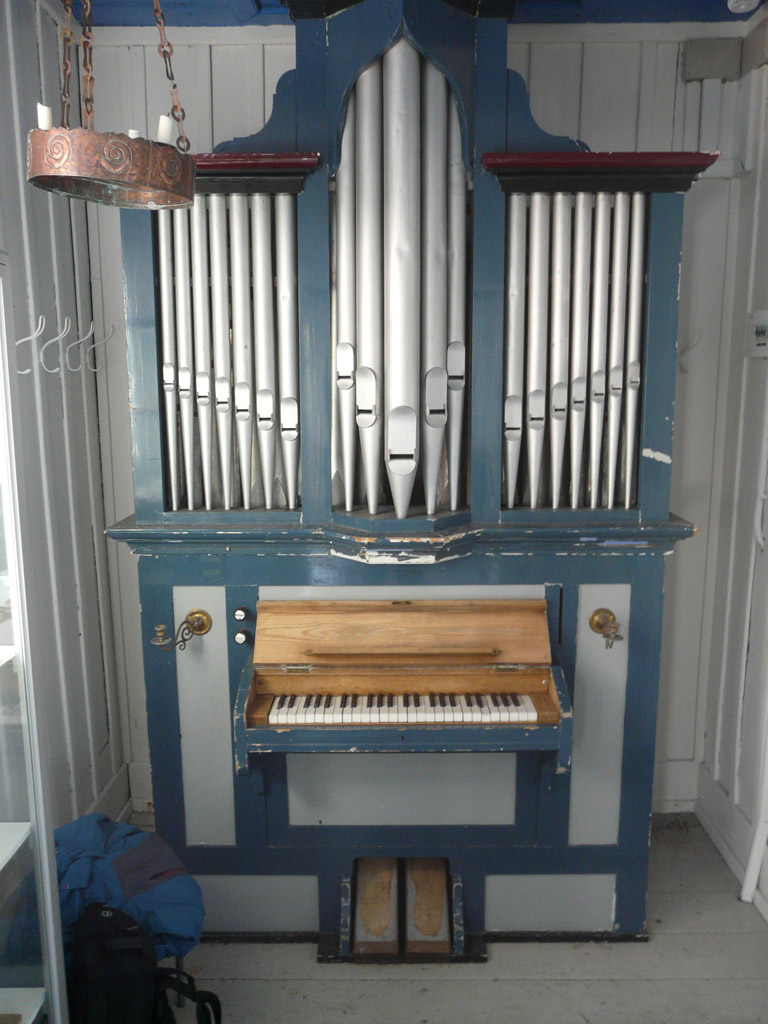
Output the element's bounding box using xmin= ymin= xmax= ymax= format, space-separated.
xmin=317 ymin=857 xmax=487 ymax=963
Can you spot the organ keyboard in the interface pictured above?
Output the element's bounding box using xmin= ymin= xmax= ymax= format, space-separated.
xmin=240 ymin=600 xmax=568 ymax=750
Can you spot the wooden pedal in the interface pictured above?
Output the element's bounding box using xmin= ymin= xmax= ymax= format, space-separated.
xmin=353 ymin=857 xmax=399 ymax=955
xmin=405 ymin=857 xmax=451 ymax=955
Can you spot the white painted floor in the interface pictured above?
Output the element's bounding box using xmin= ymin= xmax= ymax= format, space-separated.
xmin=173 ymin=816 xmax=768 ymax=1024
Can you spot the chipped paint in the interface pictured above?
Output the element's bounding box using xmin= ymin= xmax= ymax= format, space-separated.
xmin=641 ymin=447 xmax=672 ymax=464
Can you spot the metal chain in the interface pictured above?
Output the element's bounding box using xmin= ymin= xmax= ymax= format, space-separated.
xmin=60 ymin=0 xmax=74 ymax=129
xmin=80 ymin=0 xmax=94 ymax=130
xmin=152 ymin=0 xmax=191 ymax=153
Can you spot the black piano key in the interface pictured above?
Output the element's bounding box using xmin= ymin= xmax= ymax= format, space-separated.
xmin=438 ymin=694 xmax=447 ymax=707
xmin=314 ymin=694 xmax=323 ymax=708
xmin=429 ymin=694 xmax=436 ymax=707
xmin=351 ymin=694 xmax=359 ymax=708
xmin=303 ymin=695 xmax=312 ymax=708
xmin=414 ymin=695 xmax=421 ymax=707
xmin=276 ymin=694 xmax=286 ymax=709
xmin=449 ymin=694 xmax=457 ymax=707
xmin=377 ymin=694 xmax=384 ymax=708
xmin=466 ymin=694 xmax=475 ymax=707
xmin=341 ymin=694 xmax=348 ymax=709
xmin=403 ymin=694 xmax=411 ymax=708
xmin=490 ymin=694 xmax=500 ymax=707
xmin=367 ymin=695 xmax=374 ymax=708
xmin=387 ymin=694 xmax=394 ymax=708
xmin=288 ymin=694 xmax=296 ymax=709
xmin=324 ymin=694 xmax=332 ymax=709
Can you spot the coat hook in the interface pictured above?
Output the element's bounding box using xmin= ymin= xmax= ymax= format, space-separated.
xmin=64 ymin=320 xmax=95 ymax=372
xmin=15 ymin=316 xmax=46 ymax=375
xmin=86 ymin=324 xmax=115 ymax=372
xmin=39 ymin=317 xmax=72 ymax=373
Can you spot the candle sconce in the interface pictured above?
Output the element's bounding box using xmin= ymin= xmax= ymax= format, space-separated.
xmin=151 ymin=609 xmax=212 ymax=652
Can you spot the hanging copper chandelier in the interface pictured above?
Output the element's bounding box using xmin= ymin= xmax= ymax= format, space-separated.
xmin=27 ymin=0 xmax=195 ymax=208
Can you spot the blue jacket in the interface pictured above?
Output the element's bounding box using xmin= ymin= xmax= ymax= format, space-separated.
xmin=55 ymin=813 xmax=204 ymax=962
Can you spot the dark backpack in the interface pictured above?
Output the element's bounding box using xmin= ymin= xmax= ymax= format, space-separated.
xmin=69 ymin=903 xmax=221 ymax=1024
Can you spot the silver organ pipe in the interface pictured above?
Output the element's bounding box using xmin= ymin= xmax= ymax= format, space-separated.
xmin=526 ymin=192 xmax=550 ymax=509
xmin=569 ymin=192 xmax=592 ymax=509
xmin=588 ymin=192 xmax=611 ymax=509
xmin=501 ymin=188 xmax=648 ymax=511
xmin=336 ymin=93 xmax=357 ymax=512
xmin=549 ymin=193 xmax=571 ymax=509
xmin=332 ymin=39 xmax=469 ymax=519
xmin=158 ymin=209 xmax=180 ymax=511
xmin=355 ymin=60 xmax=384 ymax=515
xmin=421 ymin=59 xmax=449 ymax=516
xmin=251 ymin=194 xmax=278 ymax=509
xmin=191 ymin=196 xmax=214 ymax=510
xmin=157 ymin=187 xmax=302 ymax=514
xmin=446 ymin=100 xmax=467 ymax=512
xmin=229 ymin=194 xmax=255 ymax=510
xmin=606 ymin=192 xmax=630 ymax=509
xmin=275 ymin=194 xmax=301 ymax=510
xmin=173 ymin=208 xmax=196 ymax=510
xmin=384 ymin=38 xmax=421 ymax=519
xmin=624 ymin=192 xmax=646 ymax=508
xmin=209 ymin=194 xmax=234 ymax=510
xmin=503 ymin=193 xmax=526 ymax=508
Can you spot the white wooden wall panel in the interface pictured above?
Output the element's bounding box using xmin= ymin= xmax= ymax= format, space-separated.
xmin=528 ymin=43 xmax=582 ymax=141
xmin=212 ymin=45 xmax=266 ymax=147
xmin=0 ymin=0 xmax=123 ymax=825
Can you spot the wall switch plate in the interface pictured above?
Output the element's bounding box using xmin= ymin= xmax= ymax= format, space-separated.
xmin=745 ymin=310 xmax=768 ymax=358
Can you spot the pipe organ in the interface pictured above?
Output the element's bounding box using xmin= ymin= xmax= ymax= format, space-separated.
xmin=113 ymin=0 xmax=714 ymax=957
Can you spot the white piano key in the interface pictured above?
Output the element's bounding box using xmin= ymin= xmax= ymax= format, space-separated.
xmin=395 ymin=695 xmax=408 ymax=724
xmin=487 ymin=694 xmax=501 ymax=723
xmin=339 ymin=694 xmax=351 ymax=724
xmin=414 ymin=694 xmax=427 ymax=724
xmin=383 ymin=694 xmax=397 ymax=724
xmin=370 ymin=695 xmax=382 ymax=725
xmin=349 ymin=694 xmax=364 ymax=724
xmin=520 ymin=694 xmax=538 ymax=723
xmin=320 ymin=694 xmax=334 ymax=724
xmin=295 ymin=694 xmax=312 ymax=725
xmin=303 ymin=695 xmax=316 ymax=726
xmin=285 ymin=694 xmax=299 ymax=725
xmin=475 ymin=694 xmax=493 ymax=724
xmin=361 ymin=694 xmax=373 ymax=725
xmin=430 ymin=694 xmax=443 ymax=724
xmin=330 ymin=695 xmax=344 ymax=725
xmin=502 ymin=694 xmax=521 ymax=723
xmin=495 ymin=695 xmax=512 ymax=724
xmin=269 ymin=694 xmax=287 ymax=725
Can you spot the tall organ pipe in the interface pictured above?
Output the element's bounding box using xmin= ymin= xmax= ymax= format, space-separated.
xmin=446 ymin=100 xmax=466 ymax=512
xmin=503 ymin=193 xmax=526 ymax=508
xmin=251 ymin=194 xmax=277 ymax=509
xmin=208 ymin=194 xmax=233 ymax=509
xmin=588 ymin=192 xmax=611 ymax=509
xmin=229 ymin=194 xmax=254 ymax=509
xmin=420 ymin=59 xmax=449 ymax=516
xmin=606 ymin=192 xmax=630 ymax=508
xmin=191 ymin=196 xmax=213 ymax=510
xmin=383 ymin=38 xmax=421 ymax=519
xmin=624 ymin=192 xmax=646 ymax=508
xmin=526 ymin=192 xmax=550 ymax=508
xmin=549 ymin=193 xmax=571 ymax=509
xmin=336 ymin=93 xmax=357 ymax=511
xmin=275 ymin=193 xmax=300 ymax=510
xmin=355 ymin=60 xmax=384 ymax=515
xmin=173 ymin=208 xmax=196 ymax=510
xmin=569 ymin=192 xmax=592 ymax=509
xmin=158 ymin=209 xmax=180 ymax=510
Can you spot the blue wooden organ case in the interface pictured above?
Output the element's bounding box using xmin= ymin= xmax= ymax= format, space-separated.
xmin=111 ymin=0 xmax=714 ymax=953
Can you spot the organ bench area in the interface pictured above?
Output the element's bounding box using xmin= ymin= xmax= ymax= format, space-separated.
xmin=109 ymin=0 xmax=716 ymax=959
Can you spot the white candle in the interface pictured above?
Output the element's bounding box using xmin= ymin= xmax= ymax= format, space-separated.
xmin=156 ymin=115 xmax=173 ymax=145
xmin=37 ymin=103 xmax=53 ymax=130
xmin=128 ymin=129 xmax=140 ymax=139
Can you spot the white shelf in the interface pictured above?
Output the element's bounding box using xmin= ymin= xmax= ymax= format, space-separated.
xmin=0 ymin=820 xmax=31 ymax=872
xmin=0 ymin=986 xmax=45 ymax=1024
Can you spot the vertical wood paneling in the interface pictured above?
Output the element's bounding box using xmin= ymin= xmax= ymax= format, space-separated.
xmin=212 ymin=44 xmax=266 ymax=146
xmin=637 ymin=42 xmax=678 ymax=151
xmin=528 ymin=43 xmax=582 ymax=141
xmin=699 ymin=79 xmax=723 ymax=155
xmin=506 ymin=42 xmax=529 ymax=87
xmin=682 ymin=80 xmax=702 ymax=153
xmin=265 ymin=43 xmax=296 ymax=124
xmin=579 ymin=43 xmax=642 ymax=151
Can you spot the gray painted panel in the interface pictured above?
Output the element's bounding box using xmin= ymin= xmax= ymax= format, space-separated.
xmin=259 ymin=585 xmax=545 ymax=600
xmin=196 ymin=875 xmax=319 ymax=931
xmin=569 ymin=584 xmax=631 ymax=846
xmin=288 ymin=753 xmax=516 ymax=826
xmin=174 ymin=585 xmax=236 ymax=845
xmin=485 ymin=874 xmax=616 ymax=932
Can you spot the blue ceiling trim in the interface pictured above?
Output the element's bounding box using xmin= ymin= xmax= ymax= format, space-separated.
xmin=72 ymin=0 xmax=765 ymax=24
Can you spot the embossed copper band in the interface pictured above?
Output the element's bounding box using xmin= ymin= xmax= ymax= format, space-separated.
xmin=27 ymin=127 xmax=195 ymax=208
